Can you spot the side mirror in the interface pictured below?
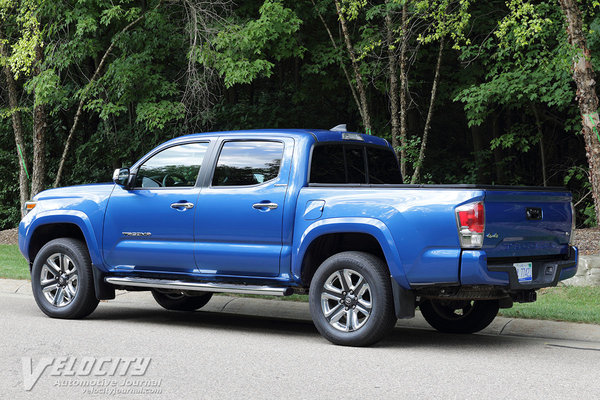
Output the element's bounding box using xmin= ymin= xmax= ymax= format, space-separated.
xmin=112 ymin=168 xmax=131 ymax=187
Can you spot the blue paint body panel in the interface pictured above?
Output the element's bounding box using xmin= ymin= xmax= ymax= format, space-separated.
xmin=18 ymin=129 xmax=577 ymax=292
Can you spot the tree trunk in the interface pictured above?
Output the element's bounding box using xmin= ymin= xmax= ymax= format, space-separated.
xmin=31 ymin=43 xmax=47 ymax=197
xmin=385 ymin=2 xmax=400 ymax=153
xmin=411 ymin=38 xmax=444 ymax=184
xmin=333 ymin=0 xmax=372 ymax=133
xmin=1 ymin=39 xmax=30 ymax=215
xmin=399 ymin=2 xmax=409 ymax=181
xmin=558 ymin=0 xmax=600 ymax=225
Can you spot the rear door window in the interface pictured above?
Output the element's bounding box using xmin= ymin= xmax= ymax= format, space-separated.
xmin=212 ymin=141 xmax=284 ymax=186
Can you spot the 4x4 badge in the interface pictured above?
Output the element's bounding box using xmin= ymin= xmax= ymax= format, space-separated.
xmin=486 ymin=233 xmax=499 ymax=239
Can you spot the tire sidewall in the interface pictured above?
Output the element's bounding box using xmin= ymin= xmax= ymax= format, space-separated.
xmin=31 ymin=239 xmax=95 ymax=318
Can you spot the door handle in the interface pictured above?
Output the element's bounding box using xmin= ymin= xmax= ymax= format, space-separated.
xmin=252 ymin=202 xmax=278 ymax=210
xmin=171 ymin=202 xmax=194 ymax=210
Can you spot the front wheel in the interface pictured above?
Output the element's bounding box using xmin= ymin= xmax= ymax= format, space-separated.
xmin=31 ymin=238 xmax=99 ymax=319
xmin=419 ymin=299 xmax=499 ymax=334
xmin=309 ymin=251 xmax=397 ymax=347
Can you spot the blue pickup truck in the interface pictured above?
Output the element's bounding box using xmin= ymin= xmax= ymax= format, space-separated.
xmin=19 ymin=128 xmax=577 ymax=346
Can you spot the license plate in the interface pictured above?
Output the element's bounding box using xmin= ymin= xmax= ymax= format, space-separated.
xmin=514 ymin=262 xmax=533 ymax=283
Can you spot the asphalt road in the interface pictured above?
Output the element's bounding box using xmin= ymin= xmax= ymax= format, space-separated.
xmin=2 ymin=282 xmax=600 ymax=400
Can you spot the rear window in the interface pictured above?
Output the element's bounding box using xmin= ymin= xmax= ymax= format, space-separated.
xmin=310 ymin=144 xmax=402 ymax=184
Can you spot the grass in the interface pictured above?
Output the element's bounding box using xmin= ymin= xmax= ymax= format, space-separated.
xmin=0 ymin=246 xmax=598 ymax=325
xmin=0 ymin=244 xmax=30 ymax=280
xmin=498 ymin=286 xmax=600 ymax=325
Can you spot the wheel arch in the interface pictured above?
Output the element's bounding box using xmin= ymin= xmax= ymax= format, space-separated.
xmin=293 ymin=218 xmax=409 ymax=289
xmin=24 ymin=212 xmax=103 ymax=269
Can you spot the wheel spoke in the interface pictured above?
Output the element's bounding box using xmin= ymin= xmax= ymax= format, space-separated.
xmin=62 ymin=254 xmax=72 ymax=273
xmin=341 ymin=269 xmax=354 ymax=292
xmin=329 ymin=307 xmax=346 ymax=326
xmin=344 ymin=309 xmax=353 ymax=331
xmin=324 ymin=271 xmax=344 ymax=294
xmin=46 ymin=258 xmax=60 ymax=273
xmin=66 ymin=282 xmax=77 ymax=297
xmin=355 ymin=304 xmax=370 ymax=317
xmin=40 ymin=266 xmax=58 ymax=286
xmin=322 ymin=289 xmax=342 ymax=302
xmin=42 ymin=283 xmax=59 ymax=293
xmin=323 ymin=302 xmax=343 ymax=318
xmin=349 ymin=309 xmax=360 ymax=331
xmin=53 ymin=287 xmax=64 ymax=306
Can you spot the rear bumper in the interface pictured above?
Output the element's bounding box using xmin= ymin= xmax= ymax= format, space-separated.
xmin=461 ymin=246 xmax=578 ymax=289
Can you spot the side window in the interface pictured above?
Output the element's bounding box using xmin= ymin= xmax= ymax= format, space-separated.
xmin=310 ymin=144 xmax=365 ymax=183
xmin=310 ymin=144 xmax=402 ymax=184
xmin=212 ymin=141 xmax=284 ymax=186
xmin=367 ymin=147 xmax=403 ymax=184
xmin=135 ymin=142 xmax=209 ymax=188
xmin=310 ymin=145 xmax=345 ymax=183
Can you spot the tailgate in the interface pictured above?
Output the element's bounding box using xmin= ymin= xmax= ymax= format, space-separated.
xmin=483 ymin=189 xmax=573 ymax=259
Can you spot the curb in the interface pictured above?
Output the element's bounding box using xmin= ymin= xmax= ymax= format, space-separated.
xmin=3 ymin=278 xmax=600 ymax=343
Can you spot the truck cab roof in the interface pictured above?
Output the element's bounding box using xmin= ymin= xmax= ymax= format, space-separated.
xmin=175 ymin=128 xmax=391 ymax=147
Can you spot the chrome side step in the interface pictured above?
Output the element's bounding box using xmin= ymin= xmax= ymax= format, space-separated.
xmin=104 ymin=276 xmax=294 ymax=297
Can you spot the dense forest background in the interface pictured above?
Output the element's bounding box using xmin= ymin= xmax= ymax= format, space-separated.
xmin=1 ymin=0 xmax=599 ymax=230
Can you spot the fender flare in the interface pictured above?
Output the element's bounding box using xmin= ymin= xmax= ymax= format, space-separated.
xmin=23 ymin=210 xmax=103 ymax=267
xmin=292 ymin=217 xmax=411 ymax=289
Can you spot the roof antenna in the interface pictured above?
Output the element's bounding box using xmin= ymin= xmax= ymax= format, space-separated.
xmin=330 ymin=124 xmax=347 ymax=132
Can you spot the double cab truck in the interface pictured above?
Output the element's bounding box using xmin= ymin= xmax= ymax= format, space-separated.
xmin=19 ymin=128 xmax=578 ymax=346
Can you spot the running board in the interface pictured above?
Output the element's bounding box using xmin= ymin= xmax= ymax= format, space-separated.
xmin=104 ymin=276 xmax=294 ymax=297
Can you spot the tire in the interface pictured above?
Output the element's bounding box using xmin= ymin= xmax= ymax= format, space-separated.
xmin=419 ymin=299 xmax=499 ymax=334
xmin=309 ymin=251 xmax=397 ymax=347
xmin=31 ymin=238 xmax=99 ymax=319
xmin=151 ymin=289 xmax=213 ymax=311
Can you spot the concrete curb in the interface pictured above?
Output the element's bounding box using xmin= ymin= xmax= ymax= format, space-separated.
xmin=3 ymin=277 xmax=600 ymax=343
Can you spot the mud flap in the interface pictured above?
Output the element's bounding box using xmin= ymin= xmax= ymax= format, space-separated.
xmin=92 ymin=265 xmax=115 ymax=300
xmin=391 ymin=277 xmax=415 ymax=319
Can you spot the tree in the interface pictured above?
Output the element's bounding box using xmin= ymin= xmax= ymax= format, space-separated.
xmin=558 ymin=0 xmax=600 ymax=225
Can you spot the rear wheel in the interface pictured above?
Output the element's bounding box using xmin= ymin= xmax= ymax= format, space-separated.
xmin=151 ymin=289 xmax=213 ymax=311
xmin=419 ymin=299 xmax=499 ymax=334
xmin=309 ymin=251 xmax=397 ymax=347
xmin=31 ymin=238 xmax=99 ymax=319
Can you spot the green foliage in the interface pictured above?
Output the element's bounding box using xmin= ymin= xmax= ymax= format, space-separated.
xmin=198 ymin=0 xmax=305 ymax=88
xmin=0 ymin=0 xmax=596 ymax=230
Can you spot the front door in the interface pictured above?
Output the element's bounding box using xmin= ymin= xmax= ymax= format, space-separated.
xmin=103 ymin=141 xmax=210 ymax=273
xmin=194 ymin=139 xmax=292 ymax=277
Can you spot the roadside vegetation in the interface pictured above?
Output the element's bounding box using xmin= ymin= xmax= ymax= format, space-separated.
xmin=0 ymin=245 xmax=29 ymax=280
xmin=498 ymin=286 xmax=600 ymax=325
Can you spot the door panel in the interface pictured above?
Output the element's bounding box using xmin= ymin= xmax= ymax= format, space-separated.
xmin=103 ymin=141 xmax=209 ymax=272
xmin=194 ymin=139 xmax=292 ymax=277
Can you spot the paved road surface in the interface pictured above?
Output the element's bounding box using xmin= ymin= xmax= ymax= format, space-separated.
xmin=1 ymin=280 xmax=599 ymax=399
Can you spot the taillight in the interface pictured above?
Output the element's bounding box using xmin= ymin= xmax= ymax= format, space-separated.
xmin=455 ymin=201 xmax=485 ymax=248
xmin=569 ymin=202 xmax=575 ymax=245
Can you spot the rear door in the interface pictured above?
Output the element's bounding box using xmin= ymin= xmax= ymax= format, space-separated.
xmin=103 ymin=141 xmax=210 ymax=273
xmin=194 ymin=138 xmax=293 ymax=277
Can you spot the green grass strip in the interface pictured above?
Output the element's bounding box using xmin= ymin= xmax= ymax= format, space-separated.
xmin=0 ymin=245 xmax=30 ymax=280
